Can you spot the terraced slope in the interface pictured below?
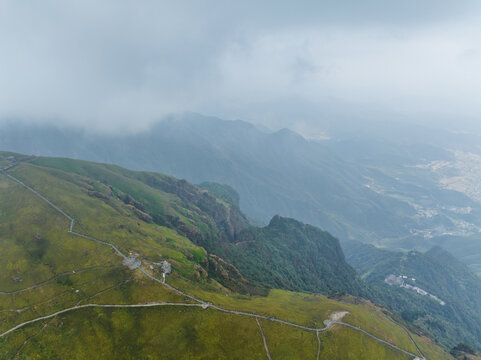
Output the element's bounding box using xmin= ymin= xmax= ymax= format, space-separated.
xmin=0 ymin=153 xmax=452 ymax=359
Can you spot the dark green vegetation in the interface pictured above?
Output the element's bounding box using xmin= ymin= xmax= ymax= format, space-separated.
xmin=0 ymin=152 xmax=452 ymax=359
xmin=451 ymin=343 xmax=477 ymax=356
xmin=345 ymin=240 xmax=481 ymax=351
xmin=198 ymin=182 xmax=241 ymax=208
xmin=225 ymin=215 xmax=364 ymax=295
xmin=450 ymin=343 xmax=481 ymax=360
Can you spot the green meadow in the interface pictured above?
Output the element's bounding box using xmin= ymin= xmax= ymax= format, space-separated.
xmin=0 ymin=153 xmax=453 ymax=359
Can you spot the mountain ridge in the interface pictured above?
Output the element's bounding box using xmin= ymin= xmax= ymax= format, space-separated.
xmin=0 ymin=152 xmax=450 ymax=359
xmin=3 ymin=114 xmax=467 ymax=248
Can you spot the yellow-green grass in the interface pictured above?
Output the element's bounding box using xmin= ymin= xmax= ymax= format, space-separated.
xmin=0 ymin=163 xmax=205 ymax=334
xmin=9 ymin=164 xmax=207 ymax=276
xmin=260 ymin=319 xmax=412 ymax=360
xmin=0 ymin=305 xmax=418 ymax=360
xmin=0 ymin=169 xmax=192 ymax=335
xmin=0 ymin=267 xmax=125 ymax=326
xmin=0 ymin=176 xmax=119 ymax=291
xmin=169 ymin=275 xmax=424 ymax=356
xmin=411 ymin=332 xmax=455 ymax=360
xmin=0 ymin=274 xmax=193 ymax=343
xmin=0 ymin=179 xmax=120 ymax=300
xmin=0 ymin=307 xmax=268 ymax=360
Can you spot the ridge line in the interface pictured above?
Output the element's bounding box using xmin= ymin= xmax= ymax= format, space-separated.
xmin=0 ymin=164 xmax=422 ymax=359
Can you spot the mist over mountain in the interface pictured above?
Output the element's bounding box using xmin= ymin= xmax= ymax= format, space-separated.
xmin=4 ymin=0 xmax=481 ymax=358
xmin=0 ymin=116 xmax=435 ymax=241
xmin=3 ymin=114 xmax=481 ymax=274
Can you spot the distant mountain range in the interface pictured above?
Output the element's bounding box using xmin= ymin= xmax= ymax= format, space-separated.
xmin=2 ymin=114 xmax=481 ymax=272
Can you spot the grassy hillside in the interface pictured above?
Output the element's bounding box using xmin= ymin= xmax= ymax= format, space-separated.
xmin=28 ymin=156 xmax=364 ymax=297
xmin=0 ymin=153 xmax=452 ymax=359
xmin=1 ymin=306 xmax=418 ymax=360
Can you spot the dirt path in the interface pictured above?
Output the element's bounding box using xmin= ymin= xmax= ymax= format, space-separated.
xmin=0 ymin=302 xmax=203 ymax=338
xmin=0 ymin=266 xmax=121 ymax=295
xmin=384 ymin=314 xmax=426 ymax=359
xmin=256 ymin=318 xmax=273 ymax=360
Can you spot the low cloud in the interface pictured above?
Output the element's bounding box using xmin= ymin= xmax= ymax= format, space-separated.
xmin=1 ymin=0 xmax=480 ymax=133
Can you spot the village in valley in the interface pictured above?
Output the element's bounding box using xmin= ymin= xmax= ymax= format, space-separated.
xmin=384 ymin=274 xmax=446 ymax=306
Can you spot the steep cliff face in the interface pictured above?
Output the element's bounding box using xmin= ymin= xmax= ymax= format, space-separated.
xmin=221 ymin=215 xmax=364 ymax=296
xmin=32 ymin=156 xmax=250 ymax=256
xmin=125 ymin=173 xmax=250 ymax=248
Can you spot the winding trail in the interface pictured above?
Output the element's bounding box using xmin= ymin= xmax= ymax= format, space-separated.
xmin=0 ymin=266 xmax=121 ymax=295
xmin=12 ymin=319 xmax=50 ymax=360
xmin=256 ymin=318 xmax=273 ymax=360
xmin=385 ymin=314 xmax=426 ymax=359
xmin=0 ymin=302 xmax=203 ymax=338
xmin=0 ymin=164 xmax=424 ymax=359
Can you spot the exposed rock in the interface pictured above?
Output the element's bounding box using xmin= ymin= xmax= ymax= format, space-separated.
xmin=126 ymin=205 xmax=153 ymax=223
xmin=88 ymin=190 xmax=110 ymax=200
xmin=204 ymin=254 xmax=266 ymax=296
xmin=117 ymin=193 xmax=145 ymax=211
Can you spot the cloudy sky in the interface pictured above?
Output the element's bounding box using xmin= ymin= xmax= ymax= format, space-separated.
xmin=1 ymin=0 xmax=481 ymax=135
